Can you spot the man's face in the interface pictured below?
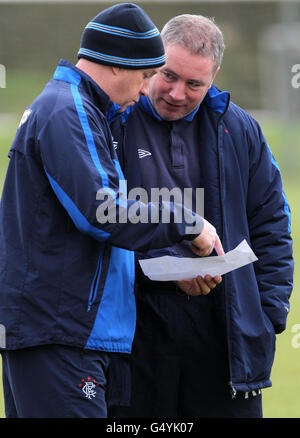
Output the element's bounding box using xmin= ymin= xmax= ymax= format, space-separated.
xmin=149 ymin=44 xmax=219 ymax=121
xmin=116 ymin=68 xmax=157 ymax=112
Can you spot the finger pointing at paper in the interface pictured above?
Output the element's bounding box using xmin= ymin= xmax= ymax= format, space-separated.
xmin=191 ymin=219 xmax=225 ymax=257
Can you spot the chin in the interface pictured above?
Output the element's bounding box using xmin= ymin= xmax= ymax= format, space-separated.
xmin=161 ymin=111 xmax=183 ymax=122
xmin=157 ymin=105 xmax=184 ymax=121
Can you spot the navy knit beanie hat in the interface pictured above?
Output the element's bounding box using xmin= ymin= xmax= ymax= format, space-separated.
xmin=78 ymin=3 xmax=166 ymax=69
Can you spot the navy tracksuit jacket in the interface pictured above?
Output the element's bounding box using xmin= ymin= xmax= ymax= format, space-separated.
xmin=0 ymin=60 xmax=204 ymax=355
xmin=111 ymin=91 xmax=294 ymax=395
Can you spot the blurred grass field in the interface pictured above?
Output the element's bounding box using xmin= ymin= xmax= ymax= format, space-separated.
xmin=0 ymin=73 xmax=299 ymax=418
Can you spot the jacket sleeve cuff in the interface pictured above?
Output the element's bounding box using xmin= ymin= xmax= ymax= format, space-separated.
xmin=182 ymin=215 xmax=204 ymax=241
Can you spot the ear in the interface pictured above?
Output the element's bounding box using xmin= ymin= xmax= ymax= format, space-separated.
xmin=111 ymin=66 xmax=121 ymax=76
xmin=209 ymin=66 xmax=220 ymax=88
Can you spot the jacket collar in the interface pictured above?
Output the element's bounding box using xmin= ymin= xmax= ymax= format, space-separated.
xmin=53 ymin=59 xmax=121 ymax=121
xmin=204 ymin=85 xmax=230 ymax=114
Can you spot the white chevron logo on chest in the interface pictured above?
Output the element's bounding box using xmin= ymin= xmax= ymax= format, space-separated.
xmin=138 ymin=149 xmax=152 ymax=159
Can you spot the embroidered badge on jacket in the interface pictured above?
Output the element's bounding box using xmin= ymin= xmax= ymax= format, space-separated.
xmin=78 ymin=376 xmax=99 ymax=399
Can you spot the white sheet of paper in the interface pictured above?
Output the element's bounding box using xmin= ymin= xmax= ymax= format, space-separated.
xmin=139 ymin=239 xmax=258 ymax=281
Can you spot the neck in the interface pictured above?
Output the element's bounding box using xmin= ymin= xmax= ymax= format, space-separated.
xmin=76 ymin=58 xmax=113 ymax=96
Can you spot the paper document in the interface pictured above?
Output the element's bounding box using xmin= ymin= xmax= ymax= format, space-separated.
xmin=139 ymin=239 xmax=258 ymax=281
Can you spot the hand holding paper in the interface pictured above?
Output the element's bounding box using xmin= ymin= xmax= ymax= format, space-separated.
xmin=139 ymin=240 xmax=258 ymax=282
xmin=175 ymin=274 xmax=222 ymax=296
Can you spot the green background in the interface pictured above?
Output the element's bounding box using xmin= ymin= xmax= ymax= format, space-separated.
xmin=0 ymin=0 xmax=299 ymax=418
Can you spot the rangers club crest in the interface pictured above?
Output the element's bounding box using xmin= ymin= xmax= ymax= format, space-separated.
xmin=78 ymin=376 xmax=99 ymax=399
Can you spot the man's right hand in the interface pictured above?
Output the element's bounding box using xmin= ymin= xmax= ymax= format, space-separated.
xmin=191 ymin=219 xmax=224 ymax=257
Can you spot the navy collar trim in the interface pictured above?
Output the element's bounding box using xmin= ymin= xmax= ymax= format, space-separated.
xmin=53 ymin=59 xmax=115 ymax=117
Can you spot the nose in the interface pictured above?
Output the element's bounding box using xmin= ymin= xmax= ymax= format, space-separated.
xmin=169 ymin=81 xmax=186 ymax=101
xmin=140 ymin=78 xmax=150 ymax=97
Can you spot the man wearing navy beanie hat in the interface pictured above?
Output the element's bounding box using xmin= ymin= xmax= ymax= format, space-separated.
xmin=78 ymin=3 xmax=166 ymax=69
xmin=75 ymin=3 xmax=166 ymax=112
xmin=0 ymin=3 xmax=222 ymax=418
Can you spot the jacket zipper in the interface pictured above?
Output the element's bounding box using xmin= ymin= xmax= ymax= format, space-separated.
xmin=216 ymin=110 xmax=237 ymax=398
xmin=229 ymin=381 xmax=237 ymax=398
xmin=87 ymin=246 xmax=104 ymax=312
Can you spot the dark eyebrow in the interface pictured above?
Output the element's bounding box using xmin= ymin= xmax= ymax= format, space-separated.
xmin=162 ymin=68 xmax=178 ymax=78
xmin=163 ymin=68 xmax=205 ymax=86
xmin=187 ymin=79 xmax=206 ymax=86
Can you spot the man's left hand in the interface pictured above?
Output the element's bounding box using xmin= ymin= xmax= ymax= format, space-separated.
xmin=175 ymin=275 xmax=222 ymax=296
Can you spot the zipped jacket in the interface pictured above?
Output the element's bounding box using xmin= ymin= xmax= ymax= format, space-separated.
xmin=111 ymin=89 xmax=294 ymax=393
xmin=0 ymin=60 xmax=204 ymax=353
